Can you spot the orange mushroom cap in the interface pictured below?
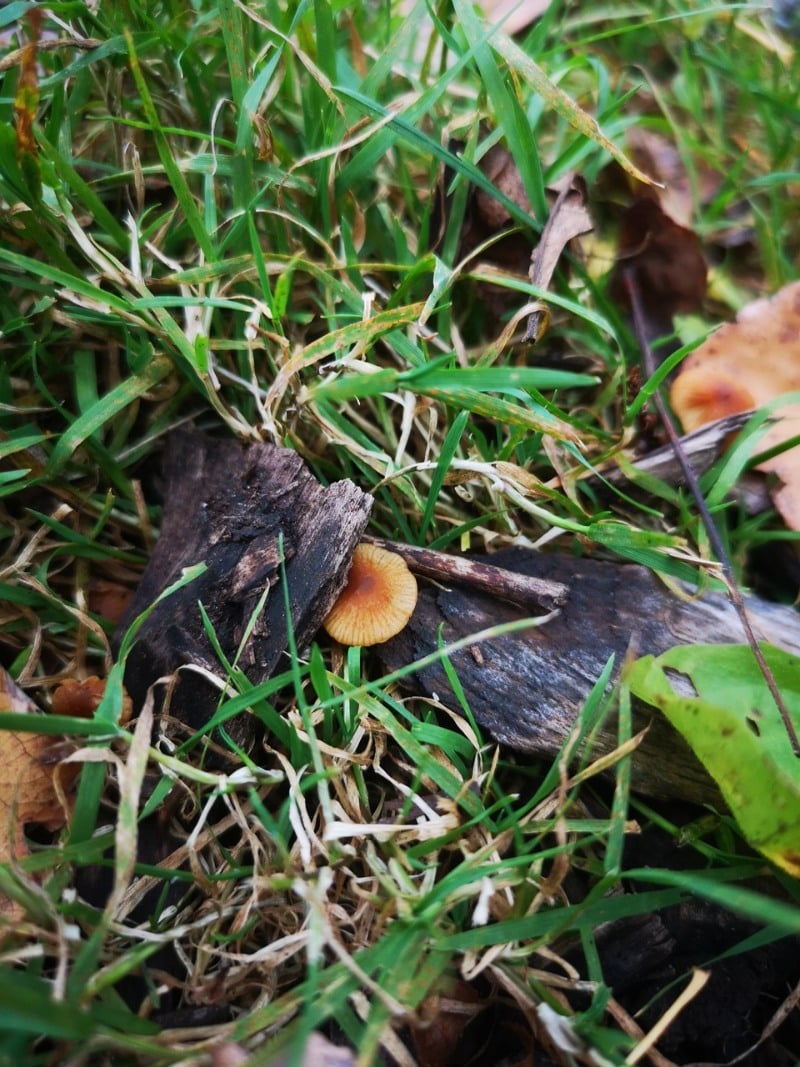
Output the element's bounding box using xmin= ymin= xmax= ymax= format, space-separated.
xmin=323 ymin=543 xmax=418 ymax=647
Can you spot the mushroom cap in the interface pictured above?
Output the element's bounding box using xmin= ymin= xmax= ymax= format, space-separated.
xmin=323 ymin=543 xmax=418 ymax=646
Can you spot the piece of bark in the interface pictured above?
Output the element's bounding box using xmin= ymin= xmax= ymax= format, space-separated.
xmin=114 ymin=431 xmax=372 ymax=746
xmin=379 ymin=550 xmax=800 ymax=805
xmin=597 ymin=412 xmax=754 ymax=492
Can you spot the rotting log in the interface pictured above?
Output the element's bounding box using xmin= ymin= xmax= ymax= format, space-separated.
xmin=114 ymin=431 xmax=372 ymax=747
xmin=378 ymin=549 xmax=800 ymax=806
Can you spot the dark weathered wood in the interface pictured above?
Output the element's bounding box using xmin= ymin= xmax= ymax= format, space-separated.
xmin=378 ymin=550 xmax=800 ymax=805
xmin=598 ymin=412 xmax=754 ymax=491
xmin=115 ymin=431 xmax=372 ymax=746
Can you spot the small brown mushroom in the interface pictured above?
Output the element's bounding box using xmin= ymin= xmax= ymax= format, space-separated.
xmin=323 ymin=543 xmax=418 ymax=646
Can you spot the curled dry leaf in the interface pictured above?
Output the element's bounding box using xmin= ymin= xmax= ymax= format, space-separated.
xmin=609 ymin=197 xmax=707 ymax=351
xmin=0 ymin=670 xmax=78 ymax=921
xmin=670 ymin=281 xmax=800 ymax=529
xmin=473 ymin=142 xmax=531 ymax=230
xmin=525 ymin=172 xmax=593 ymax=341
xmin=622 ymin=128 xmax=722 ymax=230
xmin=448 ymin=140 xmax=534 ymax=322
xmin=0 ymin=672 xmax=130 ymax=922
xmin=452 ymin=143 xmax=592 ymax=331
xmin=624 ymin=127 xmax=696 ymax=228
xmin=88 ymin=579 xmax=134 ymax=624
xmin=411 ymin=976 xmax=483 ymax=1067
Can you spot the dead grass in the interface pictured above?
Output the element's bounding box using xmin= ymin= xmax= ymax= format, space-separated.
xmin=1 ymin=1 xmax=799 ymax=1064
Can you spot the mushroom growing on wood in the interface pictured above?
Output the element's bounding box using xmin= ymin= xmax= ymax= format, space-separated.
xmin=323 ymin=543 xmax=418 ymax=646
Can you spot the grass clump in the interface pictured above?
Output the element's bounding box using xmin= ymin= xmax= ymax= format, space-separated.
xmin=1 ymin=1 xmax=799 ymax=1064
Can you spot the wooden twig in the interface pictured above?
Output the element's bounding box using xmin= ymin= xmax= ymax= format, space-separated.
xmin=623 ymin=267 xmax=800 ymax=756
xmin=363 ymin=536 xmax=569 ymax=613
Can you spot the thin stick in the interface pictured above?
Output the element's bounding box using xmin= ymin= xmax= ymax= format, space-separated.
xmin=624 ymin=267 xmax=800 ymax=755
xmin=362 ymin=536 xmax=568 ymax=613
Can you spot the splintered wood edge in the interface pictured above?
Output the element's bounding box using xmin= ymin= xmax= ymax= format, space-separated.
xmin=597 ymin=411 xmax=757 ymax=489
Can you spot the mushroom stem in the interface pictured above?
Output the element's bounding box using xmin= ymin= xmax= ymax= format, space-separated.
xmin=362 ymin=537 xmax=568 ymax=613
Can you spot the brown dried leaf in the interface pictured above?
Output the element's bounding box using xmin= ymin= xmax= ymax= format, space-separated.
xmin=444 ymin=140 xmax=536 ymax=319
xmin=0 ymin=671 xmax=79 ymax=869
xmin=411 ymin=977 xmax=483 ymax=1067
xmin=0 ymin=673 xmax=130 ymax=921
xmin=473 ymin=142 xmax=532 ymax=229
xmin=88 ymin=579 xmax=134 ymax=624
xmin=456 ymin=145 xmax=592 ymax=329
xmin=671 ymin=282 xmax=800 ymax=529
xmin=609 ymin=197 xmax=707 ymax=349
xmin=525 ymin=172 xmax=593 ymax=340
xmin=625 ymin=128 xmax=696 ymax=228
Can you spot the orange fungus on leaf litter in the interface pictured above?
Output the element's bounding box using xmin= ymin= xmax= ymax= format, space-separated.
xmin=323 ymin=543 xmax=418 ymax=647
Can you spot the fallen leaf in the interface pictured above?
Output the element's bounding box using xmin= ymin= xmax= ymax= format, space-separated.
xmin=626 ymin=643 xmax=800 ymax=877
xmin=51 ymin=674 xmax=133 ymax=721
xmin=0 ymin=671 xmax=80 ymax=922
xmin=670 ymin=281 xmax=800 ymax=529
xmin=88 ymin=579 xmax=134 ymax=624
xmin=473 ymin=141 xmax=531 ymax=230
xmin=609 ymin=197 xmax=708 ymax=351
xmin=525 ymin=172 xmax=593 ymax=341
xmin=448 ymin=142 xmax=593 ymax=329
xmin=0 ymin=673 xmax=130 ymax=923
xmin=411 ymin=977 xmax=483 ymax=1067
xmin=624 ymin=128 xmax=695 ymax=228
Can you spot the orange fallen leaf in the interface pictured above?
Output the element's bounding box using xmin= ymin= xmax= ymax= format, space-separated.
xmin=0 ymin=671 xmax=77 ymax=923
xmin=670 ymin=281 xmax=800 ymax=529
xmin=0 ymin=672 xmax=131 ymax=924
xmin=88 ymin=579 xmax=134 ymax=624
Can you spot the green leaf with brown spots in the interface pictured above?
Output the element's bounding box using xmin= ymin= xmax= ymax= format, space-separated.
xmin=626 ymin=643 xmax=800 ymax=877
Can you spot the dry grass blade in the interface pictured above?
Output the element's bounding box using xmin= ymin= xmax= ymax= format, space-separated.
xmin=1 ymin=1 xmax=799 ymax=1062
